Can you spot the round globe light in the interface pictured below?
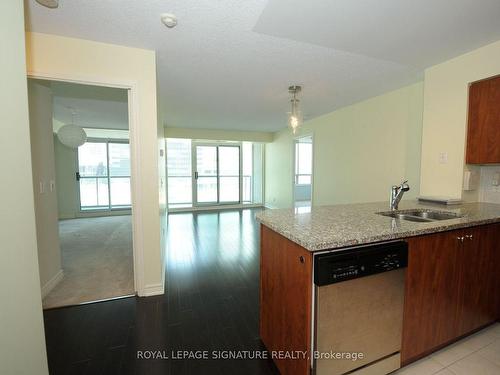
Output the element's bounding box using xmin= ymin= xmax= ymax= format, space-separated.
xmin=57 ymin=125 xmax=87 ymax=148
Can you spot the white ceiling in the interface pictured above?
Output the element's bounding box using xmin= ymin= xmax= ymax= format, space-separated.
xmin=25 ymin=0 xmax=500 ymax=132
xmin=255 ymin=0 xmax=500 ymax=69
xmin=50 ymin=81 xmax=129 ymax=130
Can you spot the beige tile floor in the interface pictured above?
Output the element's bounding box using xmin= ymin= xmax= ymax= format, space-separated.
xmin=394 ymin=323 xmax=500 ymax=375
xmin=42 ymin=215 xmax=134 ymax=309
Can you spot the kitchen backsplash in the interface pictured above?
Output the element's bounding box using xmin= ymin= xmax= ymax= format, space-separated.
xmin=479 ymin=165 xmax=500 ymax=204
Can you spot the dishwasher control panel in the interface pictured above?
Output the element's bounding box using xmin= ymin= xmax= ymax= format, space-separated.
xmin=314 ymin=241 xmax=408 ymax=286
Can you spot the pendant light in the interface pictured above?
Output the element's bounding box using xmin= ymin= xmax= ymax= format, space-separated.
xmin=57 ymin=110 xmax=87 ymax=149
xmin=287 ymin=85 xmax=302 ymax=134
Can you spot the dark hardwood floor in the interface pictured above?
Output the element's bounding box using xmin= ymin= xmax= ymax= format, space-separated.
xmin=43 ymin=208 xmax=279 ymax=375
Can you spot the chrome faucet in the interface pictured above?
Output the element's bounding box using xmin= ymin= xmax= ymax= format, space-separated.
xmin=390 ymin=180 xmax=410 ymax=211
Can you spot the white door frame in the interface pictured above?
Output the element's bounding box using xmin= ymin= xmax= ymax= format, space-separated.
xmin=26 ymin=71 xmax=144 ymax=296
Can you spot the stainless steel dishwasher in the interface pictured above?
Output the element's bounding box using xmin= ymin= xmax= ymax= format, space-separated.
xmin=313 ymin=241 xmax=408 ymax=375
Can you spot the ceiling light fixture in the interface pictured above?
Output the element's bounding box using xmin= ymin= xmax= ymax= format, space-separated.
xmin=161 ymin=13 xmax=178 ymax=28
xmin=35 ymin=0 xmax=59 ymax=9
xmin=57 ymin=110 xmax=87 ymax=149
xmin=287 ymin=85 xmax=302 ymax=134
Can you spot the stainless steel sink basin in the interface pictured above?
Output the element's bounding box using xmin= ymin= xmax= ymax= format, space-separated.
xmin=377 ymin=209 xmax=463 ymax=222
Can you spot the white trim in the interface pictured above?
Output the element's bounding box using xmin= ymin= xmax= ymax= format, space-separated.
xmin=27 ymin=71 xmax=147 ymax=297
xmin=169 ymin=203 xmax=263 ymax=213
xmin=264 ymin=204 xmax=278 ymax=209
xmin=41 ymin=270 xmax=64 ymax=298
xmin=141 ymin=283 xmax=165 ymax=297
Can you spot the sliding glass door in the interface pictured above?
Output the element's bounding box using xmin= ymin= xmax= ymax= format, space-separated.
xmin=195 ymin=145 xmax=218 ymax=204
xmin=193 ymin=144 xmax=241 ymax=206
xmin=77 ymin=140 xmax=131 ymax=211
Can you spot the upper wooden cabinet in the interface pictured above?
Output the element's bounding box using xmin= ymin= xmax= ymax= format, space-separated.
xmin=466 ymin=75 xmax=500 ymax=164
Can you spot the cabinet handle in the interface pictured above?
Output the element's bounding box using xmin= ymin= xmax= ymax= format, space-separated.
xmin=299 ymin=256 xmax=305 ymax=264
xmin=457 ymin=236 xmax=464 ymax=242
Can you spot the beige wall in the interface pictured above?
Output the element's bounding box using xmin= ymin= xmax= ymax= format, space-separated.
xmin=0 ymin=2 xmax=49 ymax=374
xmin=165 ymin=126 xmax=273 ymax=142
xmin=26 ymin=32 xmax=165 ymax=295
xmin=53 ymin=132 xmax=79 ymax=219
xmin=264 ymin=130 xmax=295 ymax=208
xmin=28 ymin=80 xmax=63 ymax=294
xmin=265 ymin=82 xmax=424 ymax=208
xmin=420 ymin=40 xmax=500 ymax=200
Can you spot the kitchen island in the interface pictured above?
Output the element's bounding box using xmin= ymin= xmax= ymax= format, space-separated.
xmin=256 ymin=201 xmax=500 ymax=375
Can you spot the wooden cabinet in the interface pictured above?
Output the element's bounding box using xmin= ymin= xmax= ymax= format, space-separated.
xmin=402 ymin=224 xmax=500 ymax=365
xmin=260 ymin=225 xmax=312 ymax=375
xmin=401 ymin=229 xmax=462 ymax=364
xmin=457 ymin=224 xmax=499 ymax=335
xmin=466 ymin=75 xmax=500 ymax=164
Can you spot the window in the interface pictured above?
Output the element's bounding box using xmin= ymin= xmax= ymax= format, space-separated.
xmin=166 ymin=139 xmax=264 ymax=209
xmin=295 ymin=140 xmax=312 ymax=185
xmin=166 ymin=139 xmax=192 ymax=207
xmin=77 ymin=141 xmax=131 ymax=210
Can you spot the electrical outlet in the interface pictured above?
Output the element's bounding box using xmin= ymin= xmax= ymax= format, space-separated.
xmin=492 ymin=172 xmax=500 ymax=187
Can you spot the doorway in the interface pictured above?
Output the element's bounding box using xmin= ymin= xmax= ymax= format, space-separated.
xmin=293 ymin=135 xmax=313 ymax=210
xmin=27 ymin=79 xmax=135 ymax=309
xmin=193 ymin=142 xmax=241 ymax=206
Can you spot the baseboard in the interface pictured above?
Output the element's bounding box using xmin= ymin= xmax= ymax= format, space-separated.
xmin=140 ymin=282 xmax=165 ymax=297
xmin=41 ymin=269 xmax=64 ymax=298
xmin=264 ymin=204 xmax=278 ymax=209
xmin=168 ymin=204 xmax=263 ymax=213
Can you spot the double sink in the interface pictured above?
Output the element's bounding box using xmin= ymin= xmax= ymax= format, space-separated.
xmin=377 ymin=209 xmax=463 ymax=223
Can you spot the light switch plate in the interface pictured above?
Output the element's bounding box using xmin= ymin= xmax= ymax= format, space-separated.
xmin=439 ymin=152 xmax=448 ymax=164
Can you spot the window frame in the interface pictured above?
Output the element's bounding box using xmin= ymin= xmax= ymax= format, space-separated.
xmin=77 ymin=138 xmax=132 ymax=212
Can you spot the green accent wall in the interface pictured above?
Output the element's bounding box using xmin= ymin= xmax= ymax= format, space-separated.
xmin=265 ymin=82 xmax=424 ymax=208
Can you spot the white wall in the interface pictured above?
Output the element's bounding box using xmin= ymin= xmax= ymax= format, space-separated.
xmin=165 ymin=127 xmax=273 ymax=142
xmin=53 ymin=132 xmax=79 ymax=219
xmin=265 ymin=82 xmax=424 ymax=208
xmin=28 ymin=80 xmax=63 ymax=294
xmin=0 ymin=1 xmax=49 ymax=374
xmin=264 ymin=130 xmax=295 ymax=208
xmin=252 ymin=143 xmax=264 ymax=204
xmin=419 ymin=40 xmax=500 ymax=200
xmin=479 ymin=166 xmax=500 ymax=204
xmin=26 ymin=32 xmax=165 ymax=296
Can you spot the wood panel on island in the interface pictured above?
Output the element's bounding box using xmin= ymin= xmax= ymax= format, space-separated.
xmin=259 ymin=225 xmax=313 ymax=375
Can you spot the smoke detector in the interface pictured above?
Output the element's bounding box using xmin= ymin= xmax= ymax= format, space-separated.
xmin=161 ymin=13 xmax=178 ymax=28
xmin=36 ymin=0 xmax=59 ymax=8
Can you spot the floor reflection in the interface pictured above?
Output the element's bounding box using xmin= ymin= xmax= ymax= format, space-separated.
xmin=43 ymin=207 xmax=279 ymax=375
xmin=167 ymin=209 xmax=260 ymax=268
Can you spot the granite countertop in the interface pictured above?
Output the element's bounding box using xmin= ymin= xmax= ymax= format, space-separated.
xmin=255 ymin=200 xmax=500 ymax=252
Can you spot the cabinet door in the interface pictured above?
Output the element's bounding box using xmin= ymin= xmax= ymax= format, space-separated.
xmin=402 ymin=230 xmax=463 ymax=365
xmin=466 ymin=75 xmax=500 ymax=164
xmin=458 ymin=224 xmax=500 ymax=335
